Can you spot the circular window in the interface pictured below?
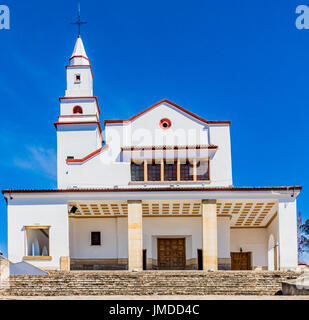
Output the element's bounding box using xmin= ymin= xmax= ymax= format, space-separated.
xmin=159 ymin=118 xmax=172 ymax=130
xmin=73 ymin=105 xmax=83 ymax=114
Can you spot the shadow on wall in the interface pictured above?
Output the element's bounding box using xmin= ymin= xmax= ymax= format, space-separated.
xmin=9 ymin=261 xmax=48 ymax=275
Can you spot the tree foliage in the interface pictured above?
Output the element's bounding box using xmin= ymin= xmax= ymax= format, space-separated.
xmin=299 ymin=219 xmax=309 ymax=254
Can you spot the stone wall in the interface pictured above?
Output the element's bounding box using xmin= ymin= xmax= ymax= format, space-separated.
xmin=0 ymin=257 xmax=10 ymax=291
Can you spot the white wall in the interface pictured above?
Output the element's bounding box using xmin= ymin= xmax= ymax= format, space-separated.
xmin=62 ymin=101 xmax=232 ymax=188
xmin=57 ymin=124 xmax=102 ymax=188
xmin=60 ymin=99 xmax=99 ymax=116
xmin=69 ymin=216 xmax=230 ymax=261
xmin=208 ymin=125 xmax=233 ymax=186
xmin=69 ymin=217 xmax=128 ymax=259
xmin=278 ymin=198 xmax=298 ymax=269
xmin=218 ymin=216 xmax=230 ymax=258
xmin=123 ymin=103 xmax=209 ymax=147
xmin=266 ymin=213 xmax=278 ymax=270
xmin=7 ymin=198 xmax=69 ymax=270
xmin=65 ymin=67 xmax=93 ymax=97
xmin=65 ymin=157 xmax=131 ymax=188
xmin=230 ymin=228 xmax=268 ymax=267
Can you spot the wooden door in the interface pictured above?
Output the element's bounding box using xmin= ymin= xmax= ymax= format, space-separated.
xmin=158 ymin=238 xmax=186 ymax=270
xmin=231 ymin=252 xmax=252 ymax=270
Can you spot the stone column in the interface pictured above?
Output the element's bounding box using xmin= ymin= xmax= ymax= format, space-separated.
xmin=201 ymin=199 xmax=218 ymax=271
xmin=127 ymin=200 xmax=143 ymax=271
xmin=60 ymin=256 xmax=70 ymax=271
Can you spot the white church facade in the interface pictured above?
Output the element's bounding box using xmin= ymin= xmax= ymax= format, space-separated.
xmin=2 ymin=35 xmax=302 ymax=272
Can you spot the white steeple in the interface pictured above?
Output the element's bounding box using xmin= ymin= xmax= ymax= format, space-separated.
xmin=65 ymin=35 xmax=93 ymax=97
xmin=70 ymin=35 xmax=89 ymax=66
xmin=56 ymin=34 xmax=102 ymax=188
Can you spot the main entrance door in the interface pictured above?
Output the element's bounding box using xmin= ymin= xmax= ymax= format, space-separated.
xmin=157 ymin=238 xmax=186 ymax=270
xmin=231 ymin=252 xmax=252 ymax=270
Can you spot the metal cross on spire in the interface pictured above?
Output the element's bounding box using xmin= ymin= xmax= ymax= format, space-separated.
xmin=72 ymin=3 xmax=87 ymax=36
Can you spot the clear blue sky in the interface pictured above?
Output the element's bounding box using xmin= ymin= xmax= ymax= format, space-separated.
xmin=0 ymin=1 xmax=308 ymax=262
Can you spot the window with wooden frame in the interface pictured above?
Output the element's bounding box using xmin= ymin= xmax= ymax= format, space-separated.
xmin=196 ymin=160 xmax=210 ymax=181
xmin=180 ymin=160 xmax=194 ymax=181
xmin=24 ymin=226 xmax=51 ymax=260
xmin=130 ymin=158 xmax=210 ymax=182
xmin=147 ymin=161 xmax=161 ymax=181
xmin=91 ymin=232 xmax=101 ymax=246
xmin=131 ymin=161 xmax=144 ymax=181
xmin=164 ymin=160 xmax=177 ymax=181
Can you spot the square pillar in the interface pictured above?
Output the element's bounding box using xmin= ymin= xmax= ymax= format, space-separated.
xmin=127 ymin=200 xmax=143 ymax=271
xmin=278 ymin=198 xmax=298 ymax=270
xmin=60 ymin=256 xmax=70 ymax=271
xmin=202 ymin=199 xmax=218 ymax=270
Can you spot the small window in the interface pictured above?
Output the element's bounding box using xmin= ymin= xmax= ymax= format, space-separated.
xmin=147 ymin=162 xmax=161 ymax=181
xmin=196 ymin=160 xmax=209 ymax=181
xmin=26 ymin=227 xmax=50 ymax=257
xmin=91 ymin=232 xmax=101 ymax=246
xmin=73 ymin=105 xmax=83 ymax=114
xmin=75 ymin=74 xmax=81 ymax=82
xmin=180 ymin=161 xmax=194 ymax=181
xmin=131 ymin=162 xmax=144 ymax=181
xmin=164 ymin=161 xmax=177 ymax=181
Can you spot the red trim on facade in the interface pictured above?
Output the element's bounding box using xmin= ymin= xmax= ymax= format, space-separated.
xmin=58 ymin=114 xmax=100 ymax=122
xmin=299 ymin=262 xmax=309 ymax=268
xmin=66 ymin=64 xmax=94 ymax=79
xmin=69 ymin=55 xmax=90 ymax=62
xmin=104 ymin=99 xmax=231 ymax=125
xmin=2 ymin=186 xmax=302 ymax=195
xmin=54 ymin=121 xmax=104 ymax=143
xmin=59 ymin=96 xmax=100 ymax=115
xmin=66 ymin=144 xmax=109 ymax=163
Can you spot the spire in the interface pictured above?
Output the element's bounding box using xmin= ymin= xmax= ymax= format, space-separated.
xmin=71 ymin=35 xmax=88 ymax=58
xmin=70 ymin=4 xmax=88 ymax=65
xmin=69 ymin=35 xmax=89 ymax=65
xmin=72 ymin=3 xmax=87 ymax=37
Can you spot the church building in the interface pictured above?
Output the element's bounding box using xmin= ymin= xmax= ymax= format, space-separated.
xmin=2 ymin=35 xmax=302 ymax=272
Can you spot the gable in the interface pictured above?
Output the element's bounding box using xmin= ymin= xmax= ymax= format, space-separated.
xmin=130 ymin=101 xmax=208 ymax=131
xmin=104 ymin=99 xmax=230 ymax=148
xmin=104 ymin=99 xmax=230 ymax=126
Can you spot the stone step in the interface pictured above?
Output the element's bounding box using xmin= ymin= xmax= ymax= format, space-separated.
xmin=1 ymin=271 xmax=301 ymax=296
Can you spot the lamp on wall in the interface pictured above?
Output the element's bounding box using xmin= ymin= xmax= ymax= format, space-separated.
xmin=69 ymin=206 xmax=78 ymax=214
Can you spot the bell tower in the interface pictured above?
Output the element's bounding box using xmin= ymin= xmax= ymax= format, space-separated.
xmin=55 ymin=35 xmax=103 ymax=188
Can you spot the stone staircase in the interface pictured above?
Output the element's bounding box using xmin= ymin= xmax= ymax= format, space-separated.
xmin=0 ymin=271 xmax=301 ymax=296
